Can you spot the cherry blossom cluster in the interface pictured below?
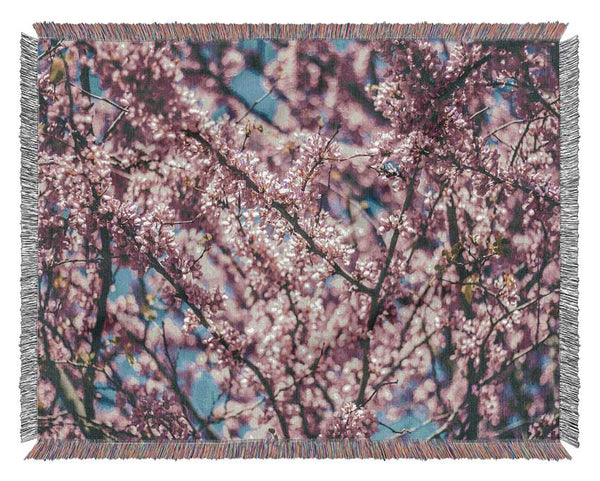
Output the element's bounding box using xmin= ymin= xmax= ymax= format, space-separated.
xmin=36 ymin=37 xmax=562 ymax=442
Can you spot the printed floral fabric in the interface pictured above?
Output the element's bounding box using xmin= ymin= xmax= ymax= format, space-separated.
xmin=37 ymin=38 xmax=560 ymax=442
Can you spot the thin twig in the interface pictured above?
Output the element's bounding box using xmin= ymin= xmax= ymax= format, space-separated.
xmin=236 ymin=84 xmax=276 ymax=124
xmin=67 ymin=81 xmax=129 ymax=112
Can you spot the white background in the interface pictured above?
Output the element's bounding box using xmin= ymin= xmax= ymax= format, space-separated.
xmin=0 ymin=1 xmax=597 ymax=478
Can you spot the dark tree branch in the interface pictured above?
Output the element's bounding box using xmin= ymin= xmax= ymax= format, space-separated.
xmin=184 ymin=129 xmax=373 ymax=295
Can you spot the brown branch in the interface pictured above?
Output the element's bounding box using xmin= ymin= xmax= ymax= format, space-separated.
xmin=356 ymin=159 xmax=421 ymax=406
xmin=82 ymin=226 xmax=112 ymax=420
xmin=100 ymin=109 xmax=128 ymax=143
xmin=236 ymin=84 xmax=276 ymax=124
xmin=458 ymin=162 xmax=558 ymax=208
xmin=510 ymin=119 xmax=532 ymax=167
xmin=479 ymin=331 xmax=556 ymax=387
xmin=437 ymin=54 xmax=492 ymax=101
xmin=67 ymin=81 xmax=129 ymax=112
xmin=117 ymin=219 xmax=291 ymax=439
xmin=300 ymin=125 xmax=340 ymax=192
xmin=360 ymin=380 xmax=398 ymax=408
xmin=38 ymin=40 xmax=63 ymax=60
xmin=183 ymin=62 xmax=286 ymax=134
xmin=184 ymin=129 xmax=372 ymax=295
xmin=39 ymin=327 xmax=106 ymax=439
xmin=130 ymin=330 xmax=218 ymax=440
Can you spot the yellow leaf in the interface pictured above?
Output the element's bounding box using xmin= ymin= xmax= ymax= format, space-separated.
xmin=451 ymin=241 xmax=463 ymax=258
xmin=489 ymin=236 xmax=510 ymax=257
xmin=461 ymin=274 xmax=480 ymax=305
xmin=52 ymin=274 xmax=69 ymax=289
xmin=199 ymin=233 xmax=213 ymax=245
xmin=462 ymin=284 xmax=473 ymax=305
xmin=49 ymin=58 xmax=66 ymax=85
xmin=64 ymin=50 xmax=76 ymax=65
xmin=141 ymin=304 xmax=157 ymax=321
xmin=503 ymin=273 xmax=516 ymax=290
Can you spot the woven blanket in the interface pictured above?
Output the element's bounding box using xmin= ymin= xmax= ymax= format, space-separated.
xmin=20 ymin=22 xmax=579 ymax=460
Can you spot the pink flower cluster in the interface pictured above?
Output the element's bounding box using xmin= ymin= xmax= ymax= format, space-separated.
xmin=36 ymin=37 xmax=561 ymax=442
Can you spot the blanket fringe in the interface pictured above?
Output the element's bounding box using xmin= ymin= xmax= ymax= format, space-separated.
xmin=26 ymin=439 xmax=571 ymax=460
xmin=21 ymin=23 xmax=577 ymax=458
xmin=33 ymin=22 xmax=567 ymax=41
xmin=558 ymin=36 xmax=580 ymax=447
xmin=20 ymin=34 xmax=39 ymax=443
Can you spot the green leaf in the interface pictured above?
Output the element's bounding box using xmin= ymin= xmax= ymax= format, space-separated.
xmin=125 ymin=352 xmax=135 ymax=366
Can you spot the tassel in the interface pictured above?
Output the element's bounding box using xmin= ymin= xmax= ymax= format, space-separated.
xmin=33 ymin=22 xmax=567 ymax=42
xmin=558 ymin=36 xmax=580 ymax=447
xmin=20 ymin=34 xmax=39 ymax=443
xmin=27 ymin=439 xmax=571 ymax=460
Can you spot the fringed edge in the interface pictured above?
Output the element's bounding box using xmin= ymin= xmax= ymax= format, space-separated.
xmin=26 ymin=439 xmax=571 ymax=460
xmin=20 ymin=34 xmax=39 ymax=443
xmin=22 ymin=23 xmax=576 ymax=458
xmin=33 ymin=22 xmax=567 ymax=41
xmin=558 ymin=36 xmax=580 ymax=447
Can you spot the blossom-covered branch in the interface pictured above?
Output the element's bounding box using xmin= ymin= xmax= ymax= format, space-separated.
xmin=36 ymin=37 xmax=561 ymax=442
